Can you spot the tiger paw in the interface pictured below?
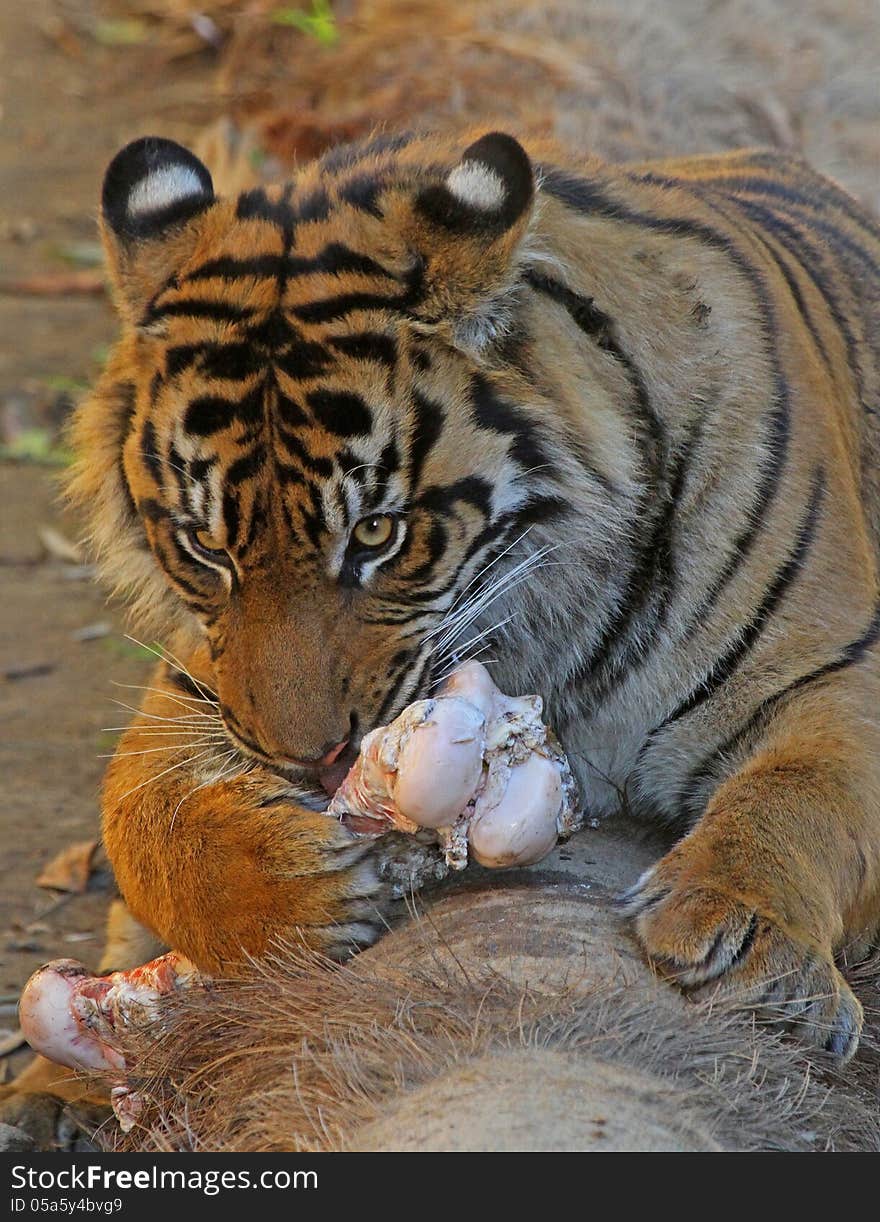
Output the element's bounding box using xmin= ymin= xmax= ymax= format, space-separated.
xmin=105 ymin=768 xmax=392 ymax=971
xmin=621 ymin=862 xmax=862 ymax=1061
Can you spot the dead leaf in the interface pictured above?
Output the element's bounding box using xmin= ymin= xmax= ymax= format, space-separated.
xmin=38 ymin=526 xmax=82 ymax=564
xmin=36 ymin=841 xmax=98 ymax=894
xmin=0 ymin=1030 xmax=26 ymax=1059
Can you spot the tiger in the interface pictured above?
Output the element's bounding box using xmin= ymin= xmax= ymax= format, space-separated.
xmin=65 ymin=128 xmax=880 ymax=1061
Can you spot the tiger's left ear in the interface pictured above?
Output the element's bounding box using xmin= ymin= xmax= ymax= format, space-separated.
xmin=100 ymin=136 xmax=216 ymax=324
xmin=400 ymin=133 xmax=536 ymax=346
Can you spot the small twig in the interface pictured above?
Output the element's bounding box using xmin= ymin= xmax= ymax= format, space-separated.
xmin=0 ymin=271 xmax=105 ymax=296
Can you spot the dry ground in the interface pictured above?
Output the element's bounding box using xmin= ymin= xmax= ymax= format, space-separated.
xmin=1 ymin=0 xmax=878 ymax=1082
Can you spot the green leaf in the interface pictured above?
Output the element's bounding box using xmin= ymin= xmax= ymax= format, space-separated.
xmin=92 ymin=18 xmax=149 ymax=46
xmin=271 ymin=1 xmax=339 ymax=46
xmin=51 ymin=240 xmax=104 ymax=268
xmin=0 ymin=429 xmax=73 ymax=466
xmin=101 ymin=637 xmax=158 ymax=662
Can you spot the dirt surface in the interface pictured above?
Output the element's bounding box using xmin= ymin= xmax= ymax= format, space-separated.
xmin=1 ymin=0 xmax=878 ymax=1087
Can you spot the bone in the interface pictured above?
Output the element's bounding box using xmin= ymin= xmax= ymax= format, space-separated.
xmin=19 ymin=952 xmax=203 ymax=1130
xmin=329 ymin=661 xmax=581 ymax=869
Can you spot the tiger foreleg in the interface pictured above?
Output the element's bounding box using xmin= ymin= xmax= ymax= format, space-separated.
xmin=624 ymin=698 xmax=880 ymax=1060
xmin=103 ymin=661 xmax=389 ymax=976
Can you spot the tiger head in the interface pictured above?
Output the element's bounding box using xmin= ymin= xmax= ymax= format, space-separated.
xmin=72 ymin=131 xmax=572 ymax=777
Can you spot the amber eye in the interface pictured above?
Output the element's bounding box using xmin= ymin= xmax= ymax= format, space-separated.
xmin=351 ymin=514 xmax=395 ymax=550
xmin=187 ymin=527 xmax=228 ymax=558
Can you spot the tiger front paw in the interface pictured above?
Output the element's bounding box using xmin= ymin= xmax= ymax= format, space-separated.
xmin=107 ymin=770 xmax=392 ymax=973
xmin=620 ymin=855 xmax=863 ymax=1061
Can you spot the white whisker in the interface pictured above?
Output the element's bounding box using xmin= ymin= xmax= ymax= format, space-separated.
xmin=108 ymin=698 xmax=217 ymax=725
xmin=110 ymin=680 xmax=218 ymax=712
xmin=111 ymin=747 xmax=221 ymax=806
xmin=123 ymin=634 xmax=218 ymax=705
xmin=100 ymin=738 xmax=225 ymax=760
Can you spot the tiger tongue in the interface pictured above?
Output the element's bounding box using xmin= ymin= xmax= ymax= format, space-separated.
xmin=319 ymin=754 xmax=356 ymax=795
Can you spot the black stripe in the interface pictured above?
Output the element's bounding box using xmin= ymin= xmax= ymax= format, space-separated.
xmin=329 ymin=332 xmax=398 ymax=367
xmin=299 ymin=480 xmax=326 ymax=549
xmin=143 ymin=299 xmax=254 ymax=326
xmin=277 ymin=429 xmax=333 ymax=478
xmin=525 ymin=266 xmax=683 ymax=691
xmin=293 ymin=289 xmax=407 ymax=326
xmin=552 ymin=171 xmax=802 ymax=641
xmin=682 ymin=597 xmax=880 ymax=808
xmin=114 ymin=380 xmax=138 ymax=441
xmin=653 ymin=171 xmax=857 ymax=397
xmin=275 ymin=387 xmax=309 ymax=429
xmin=375 ymin=647 xmax=433 ymax=726
xmin=226 ymin=447 xmax=265 ymax=485
xmin=291 ymin=260 xmax=424 ymax=326
xmin=291 ymin=243 xmax=396 ymax=281
xmin=236 ymin=188 xmax=296 ymax=229
xmin=417 ymin=476 xmax=493 ymax=519
xmin=189 ymin=245 xmax=399 ymax=285
xmin=189 ymin=456 xmax=217 ymax=484
xmin=684 ymin=405 xmax=789 ymax=638
xmin=397 ymin=494 xmax=568 ymax=609
xmin=186 ymin=254 xmax=289 ymax=282
xmin=275 ymin=461 xmax=305 ymax=487
xmin=469 ymin=373 xmax=551 ymax=474
xmin=380 ymin=438 xmax=400 ymax=477
xmin=740 ymin=218 xmax=836 ymax=376
xmin=167 ymin=442 xmax=190 ymax=505
xmin=222 ymin=488 xmax=241 ymax=548
xmin=140 ymin=420 xmax=164 ymax=487
xmin=657 ymin=467 xmax=826 ymax=733
xmin=198 ymin=343 xmax=265 ymax=380
xmin=524 ymin=268 xmax=664 ymax=479
xmin=166 ymin=665 xmax=215 ymax=702
xmin=183 ymin=385 xmax=263 ymax=436
xmin=165 ymin=344 xmax=206 ymax=379
xmin=692 ymin=172 xmax=880 ymax=272
xmin=338 ymin=173 xmax=385 ymax=218
xmin=158 ymin=536 xmax=217 ymax=602
xmin=585 ymin=405 xmax=710 ymax=699
xmin=320 ymin=133 xmax=412 ymax=175
xmin=245 ymin=310 xmax=298 ymax=350
xmin=274 ymin=340 xmax=333 ymax=381
xmin=308 ymin=389 xmax=372 ymax=437
xmin=335 ymin=449 xmax=369 ymax=484
xmin=137 ymin=497 xmax=170 ymax=525
xmin=408 ymin=390 xmax=444 ymax=491
xmin=731 ymin=196 xmax=870 ymax=412
xmin=241 ymin=494 xmax=267 ymax=553
xmin=403 ymin=519 xmax=449 ymax=585
xmin=295 ymin=186 xmax=330 ymax=223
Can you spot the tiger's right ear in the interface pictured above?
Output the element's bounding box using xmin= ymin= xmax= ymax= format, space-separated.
xmin=100 ymin=137 xmax=215 ymax=323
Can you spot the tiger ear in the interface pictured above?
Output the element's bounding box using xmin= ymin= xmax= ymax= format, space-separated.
xmin=403 ymin=132 xmax=536 ymax=346
xmin=100 ymin=137 xmax=215 ymax=323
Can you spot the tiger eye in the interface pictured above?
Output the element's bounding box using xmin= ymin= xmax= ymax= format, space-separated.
xmin=192 ymin=528 xmax=226 ymax=554
xmin=352 ymin=514 xmax=395 ymax=550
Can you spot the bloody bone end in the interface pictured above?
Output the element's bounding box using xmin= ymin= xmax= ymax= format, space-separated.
xmin=19 ymin=952 xmax=205 ymax=1129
